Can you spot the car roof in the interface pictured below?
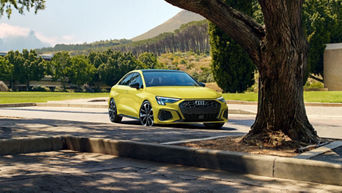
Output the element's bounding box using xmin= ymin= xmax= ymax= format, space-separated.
xmin=140 ymin=69 xmax=183 ymax=73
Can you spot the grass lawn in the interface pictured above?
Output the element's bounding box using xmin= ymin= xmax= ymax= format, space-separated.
xmin=1 ymin=91 xmax=342 ymax=104
xmin=223 ymin=91 xmax=342 ymax=103
xmin=0 ymin=92 xmax=109 ymax=104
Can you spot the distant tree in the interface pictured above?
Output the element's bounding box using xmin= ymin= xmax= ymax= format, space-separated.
xmin=137 ymin=52 xmax=165 ymax=69
xmin=0 ymin=0 xmax=45 ymax=18
xmin=303 ymin=0 xmax=342 ymax=80
xmin=21 ymin=49 xmax=45 ymax=90
xmin=117 ymin=52 xmax=139 ymax=81
xmin=0 ymin=56 xmax=13 ymax=83
xmin=6 ymin=50 xmax=24 ymax=90
xmin=98 ymin=51 xmax=137 ymax=86
xmin=69 ymin=55 xmax=95 ymax=87
xmin=49 ymin=52 xmax=72 ymax=90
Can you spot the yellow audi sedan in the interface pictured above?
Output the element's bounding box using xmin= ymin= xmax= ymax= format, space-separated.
xmin=108 ymin=69 xmax=228 ymax=129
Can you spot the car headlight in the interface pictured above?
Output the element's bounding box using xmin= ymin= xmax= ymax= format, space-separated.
xmin=217 ymin=96 xmax=226 ymax=103
xmin=156 ymin=96 xmax=180 ymax=105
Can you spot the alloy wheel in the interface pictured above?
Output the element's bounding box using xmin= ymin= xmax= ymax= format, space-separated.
xmin=109 ymin=98 xmax=122 ymax=123
xmin=139 ymin=101 xmax=154 ymax=126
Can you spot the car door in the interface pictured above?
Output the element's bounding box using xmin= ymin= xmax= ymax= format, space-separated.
xmin=115 ymin=73 xmax=134 ymax=115
xmin=126 ymin=73 xmax=144 ymax=117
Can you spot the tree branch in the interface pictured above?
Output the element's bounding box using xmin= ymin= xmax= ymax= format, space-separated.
xmin=165 ymin=0 xmax=265 ymax=64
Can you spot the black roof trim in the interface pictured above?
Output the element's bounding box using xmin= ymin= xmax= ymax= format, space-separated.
xmin=141 ymin=69 xmax=182 ymax=72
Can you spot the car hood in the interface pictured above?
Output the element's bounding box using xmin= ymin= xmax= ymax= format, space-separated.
xmin=145 ymin=86 xmax=221 ymax=99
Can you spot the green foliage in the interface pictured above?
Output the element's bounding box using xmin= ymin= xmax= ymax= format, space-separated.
xmin=31 ymin=85 xmax=50 ymax=92
xmin=192 ymin=67 xmax=214 ymax=83
xmin=49 ymin=51 xmax=72 ymax=90
xmin=96 ymin=50 xmax=138 ymax=86
xmin=303 ymin=0 xmax=342 ymax=77
xmin=0 ymin=56 xmax=13 ymax=81
xmin=0 ymin=0 xmax=45 ymax=18
xmin=37 ymin=20 xmax=209 ymax=56
xmin=0 ymin=92 xmax=108 ymax=104
xmin=6 ymin=50 xmax=24 ymax=88
xmin=4 ymin=50 xmax=45 ymax=90
xmin=209 ymin=0 xmax=255 ymax=93
xmin=21 ymin=49 xmax=46 ymax=89
xmin=223 ymin=91 xmax=342 ymax=103
xmin=38 ymin=39 xmax=131 ymax=54
xmin=69 ymin=55 xmax=95 ymax=86
xmin=304 ymin=78 xmax=324 ymax=89
xmin=137 ymin=52 xmax=165 ymax=69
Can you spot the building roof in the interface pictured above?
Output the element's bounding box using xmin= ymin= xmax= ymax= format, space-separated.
xmin=326 ymin=43 xmax=342 ymax=50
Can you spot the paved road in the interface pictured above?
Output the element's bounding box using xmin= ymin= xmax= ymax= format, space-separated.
xmin=1 ymin=102 xmax=342 ymax=191
xmin=0 ymin=106 xmax=247 ymax=143
xmin=0 ymin=104 xmax=341 ymax=140
xmin=1 ymin=150 xmax=341 ymax=192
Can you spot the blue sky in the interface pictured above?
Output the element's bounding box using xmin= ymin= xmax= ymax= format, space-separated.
xmin=0 ymin=0 xmax=181 ymax=46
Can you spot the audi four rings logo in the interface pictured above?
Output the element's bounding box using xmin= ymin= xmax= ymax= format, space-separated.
xmin=195 ymin=100 xmax=206 ymax=106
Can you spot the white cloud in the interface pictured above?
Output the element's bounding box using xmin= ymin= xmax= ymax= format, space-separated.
xmin=0 ymin=23 xmax=30 ymax=38
xmin=35 ymin=32 xmax=80 ymax=46
xmin=0 ymin=23 xmax=80 ymax=46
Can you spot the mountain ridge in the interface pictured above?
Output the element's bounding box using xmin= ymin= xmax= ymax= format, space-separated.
xmin=132 ymin=10 xmax=205 ymax=41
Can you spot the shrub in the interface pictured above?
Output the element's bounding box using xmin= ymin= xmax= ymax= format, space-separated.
xmin=32 ymin=86 xmax=50 ymax=92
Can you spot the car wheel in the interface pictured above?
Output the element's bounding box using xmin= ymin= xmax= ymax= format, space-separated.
xmin=139 ymin=100 xmax=154 ymax=126
xmin=204 ymin=123 xmax=225 ymax=129
xmin=109 ymin=98 xmax=122 ymax=123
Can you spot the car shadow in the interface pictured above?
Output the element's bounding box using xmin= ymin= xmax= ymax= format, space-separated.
xmin=120 ymin=119 xmax=238 ymax=131
xmin=0 ymin=117 xmax=245 ymax=143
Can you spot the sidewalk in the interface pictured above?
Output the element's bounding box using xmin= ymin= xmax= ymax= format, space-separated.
xmin=1 ymin=97 xmax=342 ymax=186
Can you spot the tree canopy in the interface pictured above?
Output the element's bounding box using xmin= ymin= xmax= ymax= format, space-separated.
xmin=209 ymin=0 xmax=255 ymax=93
xmin=0 ymin=0 xmax=45 ymax=18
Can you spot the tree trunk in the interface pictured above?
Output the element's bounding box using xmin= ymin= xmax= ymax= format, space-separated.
xmin=26 ymin=81 xmax=30 ymax=91
xmin=242 ymin=0 xmax=319 ymax=146
xmin=243 ymin=48 xmax=319 ymax=146
xmin=165 ymin=0 xmax=320 ymax=146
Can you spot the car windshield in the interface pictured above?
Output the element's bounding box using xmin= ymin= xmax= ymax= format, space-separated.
xmin=143 ymin=71 xmax=200 ymax=87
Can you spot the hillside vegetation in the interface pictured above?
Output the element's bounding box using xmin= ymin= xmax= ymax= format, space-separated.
xmin=37 ymin=20 xmax=209 ymax=56
xmin=132 ymin=10 xmax=205 ymax=41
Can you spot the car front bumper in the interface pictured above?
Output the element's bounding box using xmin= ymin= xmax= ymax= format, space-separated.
xmin=152 ymin=99 xmax=228 ymax=124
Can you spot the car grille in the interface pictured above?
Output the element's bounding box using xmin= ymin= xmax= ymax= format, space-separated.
xmin=179 ymin=100 xmax=221 ymax=122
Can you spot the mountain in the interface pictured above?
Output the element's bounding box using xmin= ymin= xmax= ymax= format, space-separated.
xmin=131 ymin=10 xmax=205 ymax=41
xmin=0 ymin=30 xmax=50 ymax=51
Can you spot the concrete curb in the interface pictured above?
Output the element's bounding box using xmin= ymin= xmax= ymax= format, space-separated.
xmin=36 ymin=103 xmax=107 ymax=109
xmin=1 ymin=136 xmax=341 ymax=186
xmin=229 ymin=109 xmax=255 ymax=115
xmin=228 ymin=100 xmax=342 ymax=107
xmin=0 ymin=136 xmax=64 ymax=155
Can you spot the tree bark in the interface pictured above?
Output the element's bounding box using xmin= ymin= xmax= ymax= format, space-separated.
xmin=165 ymin=0 xmax=319 ymax=146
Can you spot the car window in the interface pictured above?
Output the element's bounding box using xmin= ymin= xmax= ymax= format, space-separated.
xmin=118 ymin=73 xmax=134 ymax=86
xmin=143 ymin=71 xmax=199 ymax=87
xmin=129 ymin=73 xmax=143 ymax=88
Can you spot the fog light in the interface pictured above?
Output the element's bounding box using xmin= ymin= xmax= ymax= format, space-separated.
xmin=158 ymin=110 xmax=173 ymax=121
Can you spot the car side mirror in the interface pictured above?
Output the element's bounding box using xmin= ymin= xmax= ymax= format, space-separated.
xmin=199 ymin=82 xmax=205 ymax=87
xmin=130 ymin=82 xmax=141 ymax=89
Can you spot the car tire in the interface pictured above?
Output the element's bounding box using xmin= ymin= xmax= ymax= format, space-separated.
xmin=204 ymin=123 xmax=225 ymax=129
xmin=109 ymin=98 xmax=122 ymax=123
xmin=139 ymin=100 xmax=154 ymax=126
